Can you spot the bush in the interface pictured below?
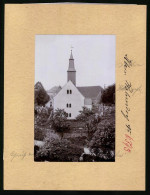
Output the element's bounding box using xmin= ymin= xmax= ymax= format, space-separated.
xmin=35 ymin=106 xmax=51 ymax=126
xmin=34 ymin=136 xmax=83 ymax=162
xmin=89 ymin=118 xmax=115 ymax=161
xmin=76 ymin=107 xmax=101 ymax=140
xmin=101 ymin=84 xmax=115 ymax=105
xmin=76 ymin=107 xmax=94 ymax=121
xmin=50 ymin=109 xmax=70 ymax=139
xmin=34 ymin=126 xmax=47 ymax=141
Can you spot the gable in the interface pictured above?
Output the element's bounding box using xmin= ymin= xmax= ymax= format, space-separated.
xmin=54 ymin=80 xmax=84 ymax=100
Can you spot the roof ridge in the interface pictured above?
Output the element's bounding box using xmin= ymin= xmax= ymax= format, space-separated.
xmin=77 ymin=86 xmax=102 ymax=88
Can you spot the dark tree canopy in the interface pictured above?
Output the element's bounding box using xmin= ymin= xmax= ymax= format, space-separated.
xmin=34 ymin=82 xmax=50 ymax=106
xmin=76 ymin=107 xmax=95 ymax=122
xmin=50 ymin=109 xmax=70 ymax=139
xmin=101 ymin=84 xmax=115 ymax=104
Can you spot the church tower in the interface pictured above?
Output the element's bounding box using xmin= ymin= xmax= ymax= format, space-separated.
xmin=67 ymin=50 xmax=76 ymax=86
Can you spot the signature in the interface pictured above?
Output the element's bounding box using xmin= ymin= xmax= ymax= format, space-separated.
xmin=121 ymin=80 xmax=132 ymax=123
xmin=120 ymin=54 xmax=135 ymax=153
xmin=117 ymin=84 xmax=142 ymax=96
xmin=10 ymin=151 xmax=34 ymax=162
xmin=119 ymin=54 xmax=142 ymax=70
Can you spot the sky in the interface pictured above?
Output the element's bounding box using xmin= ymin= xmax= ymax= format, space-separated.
xmin=35 ymin=35 xmax=116 ymax=90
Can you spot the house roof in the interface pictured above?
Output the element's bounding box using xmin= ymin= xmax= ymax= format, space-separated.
xmin=47 ymin=86 xmax=62 ymax=94
xmin=77 ymin=86 xmax=103 ymax=99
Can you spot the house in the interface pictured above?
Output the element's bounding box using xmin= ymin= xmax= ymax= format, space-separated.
xmin=53 ymin=50 xmax=103 ymax=119
xmin=46 ymin=86 xmax=62 ymax=108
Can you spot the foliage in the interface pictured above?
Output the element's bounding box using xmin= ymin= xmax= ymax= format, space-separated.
xmin=34 ymin=82 xmax=50 ymax=106
xmin=76 ymin=107 xmax=101 ymax=140
xmin=50 ymin=109 xmax=70 ymax=138
xmin=76 ymin=107 xmax=94 ymax=121
xmin=34 ymin=136 xmax=83 ymax=162
xmin=89 ymin=116 xmax=115 ymax=161
xmin=34 ymin=106 xmax=52 ymax=126
xmin=34 ymin=126 xmax=47 ymax=141
xmin=79 ymin=152 xmax=96 ymax=162
xmin=101 ymin=84 xmax=115 ymax=105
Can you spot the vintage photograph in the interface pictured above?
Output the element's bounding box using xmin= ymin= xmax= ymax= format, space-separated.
xmin=34 ymin=35 xmax=116 ymax=162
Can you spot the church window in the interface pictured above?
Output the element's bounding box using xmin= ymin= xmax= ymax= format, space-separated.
xmin=66 ymin=103 xmax=68 ymax=107
xmin=67 ymin=90 xmax=69 ymax=94
xmin=70 ymin=90 xmax=72 ymax=94
xmin=69 ymin=113 xmax=71 ymax=117
xmin=69 ymin=104 xmax=71 ymax=107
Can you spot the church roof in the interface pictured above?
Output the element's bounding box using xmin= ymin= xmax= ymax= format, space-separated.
xmin=77 ymin=86 xmax=103 ymax=99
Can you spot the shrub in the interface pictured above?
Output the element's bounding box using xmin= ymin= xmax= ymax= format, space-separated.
xmin=76 ymin=107 xmax=101 ymax=140
xmin=35 ymin=136 xmax=83 ymax=162
xmin=89 ymin=118 xmax=115 ymax=161
xmin=50 ymin=109 xmax=70 ymax=139
xmin=34 ymin=126 xmax=47 ymax=141
xmin=76 ymin=107 xmax=94 ymax=121
xmin=34 ymin=106 xmax=51 ymax=126
xmin=101 ymin=84 xmax=115 ymax=105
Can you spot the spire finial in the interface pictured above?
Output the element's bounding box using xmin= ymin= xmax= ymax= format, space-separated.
xmin=70 ymin=46 xmax=74 ymax=59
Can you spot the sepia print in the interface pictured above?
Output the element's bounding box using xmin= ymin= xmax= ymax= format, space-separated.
xmin=34 ymin=35 xmax=116 ymax=162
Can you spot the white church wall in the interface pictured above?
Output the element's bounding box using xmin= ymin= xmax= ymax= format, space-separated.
xmin=54 ymin=80 xmax=84 ymax=119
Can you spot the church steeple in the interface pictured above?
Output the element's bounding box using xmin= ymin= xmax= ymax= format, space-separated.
xmin=67 ymin=50 xmax=76 ymax=85
xmin=70 ymin=50 xmax=74 ymax=60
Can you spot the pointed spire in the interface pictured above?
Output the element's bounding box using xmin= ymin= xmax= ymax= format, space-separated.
xmin=67 ymin=49 xmax=76 ymax=85
xmin=70 ymin=50 xmax=74 ymax=60
xmin=68 ymin=50 xmax=76 ymax=71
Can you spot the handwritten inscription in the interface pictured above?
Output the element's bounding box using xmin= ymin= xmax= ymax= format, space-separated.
xmin=117 ymin=84 xmax=141 ymax=96
xmin=10 ymin=151 xmax=33 ymax=161
xmin=124 ymin=54 xmax=132 ymax=75
xmin=123 ymin=134 xmax=134 ymax=152
xmin=121 ymin=80 xmax=133 ymax=123
xmin=119 ymin=56 xmax=142 ymax=69
xmin=121 ymin=54 xmax=134 ymax=153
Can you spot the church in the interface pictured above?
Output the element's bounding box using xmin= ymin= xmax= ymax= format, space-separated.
xmin=53 ymin=50 xmax=103 ymax=119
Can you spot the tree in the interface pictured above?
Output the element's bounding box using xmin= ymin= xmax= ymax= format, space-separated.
xmin=101 ymin=84 xmax=115 ymax=105
xmin=50 ymin=109 xmax=70 ymax=139
xmin=34 ymin=106 xmax=52 ymax=126
xmin=34 ymin=82 xmax=50 ymax=106
xmin=76 ymin=107 xmax=101 ymax=141
xmin=89 ymin=117 xmax=115 ymax=161
xmin=76 ymin=107 xmax=94 ymax=121
xmin=35 ymin=136 xmax=83 ymax=162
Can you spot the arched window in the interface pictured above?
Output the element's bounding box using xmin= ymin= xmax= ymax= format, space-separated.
xmin=70 ymin=90 xmax=72 ymax=94
xmin=69 ymin=104 xmax=71 ymax=107
xmin=69 ymin=113 xmax=71 ymax=117
xmin=67 ymin=90 xmax=69 ymax=94
xmin=66 ymin=113 xmax=68 ymax=117
xmin=66 ymin=103 xmax=68 ymax=107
